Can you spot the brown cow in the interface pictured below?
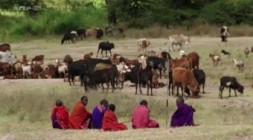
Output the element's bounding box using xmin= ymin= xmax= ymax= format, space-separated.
xmin=85 ymin=28 xmax=97 ymax=38
xmin=182 ymin=52 xmax=200 ymax=69
xmin=169 ymin=57 xmax=192 ymax=70
xmin=172 ymin=67 xmax=200 ymax=97
xmin=0 ymin=43 xmax=11 ymax=52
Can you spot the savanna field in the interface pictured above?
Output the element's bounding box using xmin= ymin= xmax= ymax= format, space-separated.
xmin=1 ymin=34 xmax=253 ymax=140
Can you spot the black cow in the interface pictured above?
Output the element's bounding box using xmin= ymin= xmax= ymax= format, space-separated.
xmin=61 ymin=31 xmax=77 ymax=44
xmin=96 ymin=41 xmax=115 ymax=57
xmin=219 ymin=76 xmax=244 ymax=99
xmin=193 ymin=69 xmax=206 ymax=93
xmin=67 ymin=60 xmax=87 ymax=86
xmin=85 ymin=58 xmax=112 ymax=74
xmin=96 ymin=28 xmax=104 ymax=40
xmin=76 ymin=29 xmax=86 ymax=40
xmin=121 ymin=65 xmax=153 ymax=96
xmin=146 ymin=56 xmax=167 ymax=78
xmin=83 ymin=65 xmax=119 ymax=93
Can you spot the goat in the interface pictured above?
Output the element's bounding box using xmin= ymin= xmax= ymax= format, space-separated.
xmin=209 ymin=54 xmax=222 ymax=66
xmin=232 ymin=58 xmax=244 ymax=72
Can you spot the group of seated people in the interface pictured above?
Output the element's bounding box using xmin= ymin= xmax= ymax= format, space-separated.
xmin=51 ymin=96 xmax=196 ymax=131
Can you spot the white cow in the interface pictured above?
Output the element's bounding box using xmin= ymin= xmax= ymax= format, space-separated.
xmin=166 ymin=34 xmax=190 ymax=51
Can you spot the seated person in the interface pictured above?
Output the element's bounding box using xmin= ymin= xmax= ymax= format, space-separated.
xmin=68 ymin=96 xmax=92 ymax=129
xmin=51 ymin=99 xmax=69 ymax=129
xmin=170 ymin=97 xmax=196 ymax=127
xmin=92 ymin=99 xmax=109 ymax=129
xmin=102 ymin=104 xmax=128 ymax=131
xmin=131 ymin=100 xmax=159 ymax=129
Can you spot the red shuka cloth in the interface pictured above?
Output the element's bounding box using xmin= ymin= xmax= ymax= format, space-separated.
xmin=102 ymin=110 xmax=127 ymax=131
xmin=68 ymin=101 xmax=91 ymax=129
xmin=131 ymin=105 xmax=159 ymax=129
xmin=51 ymin=106 xmax=69 ymax=129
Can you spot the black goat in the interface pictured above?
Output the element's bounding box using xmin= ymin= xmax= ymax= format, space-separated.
xmin=221 ymin=49 xmax=231 ymax=56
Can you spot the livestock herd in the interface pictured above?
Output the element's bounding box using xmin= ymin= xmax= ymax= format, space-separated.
xmin=0 ymin=34 xmax=251 ymax=99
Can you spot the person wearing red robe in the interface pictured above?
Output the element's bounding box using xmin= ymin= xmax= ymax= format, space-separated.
xmin=131 ymin=100 xmax=159 ymax=129
xmin=102 ymin=104 xmax=127 ymax=131
xmin=51 ymin=99 xmax=69 ymax=129
xmin=68 ymin=96 xmax=92 ymax=129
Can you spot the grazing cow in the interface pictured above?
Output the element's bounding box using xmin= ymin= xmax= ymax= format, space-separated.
xmin=172 ymin=67 xmax=200 ymax=97
xmin=220 ymin=25 xmax=229 ymax=42
xmin=32 ymin=55 xmax=44 ymax=65
xmin=166 ymin=34 xmax=190 ymax=51
xmin=96 ymin=28 xmax=104 ymax=39
xmin=0 ymin=43 xmax=11 ymax=52
xmin=244 ymin=47 xmax=250 ymax=58
xmin=209 ymin=54 xmax=222 ymax=66
xmin=61 ymin=31 xmax=77 ymax=44
xmin=219 ymin=76 xmax=244 ymax=99
xmin=76 ymin=29 xmax=86 ymax=39
xmin=137 ymin=38 xmax=151 ymax=51
xmin=182 ymin=52 xmax=200 ymax=69
xmin=221 ymin=49 xmax=231 ymax=56
xmin=96 ymin=41 xmax=115 ymax=58
xmin=83 ymin=65 xmax=119 ymax=93
xmin=120 ymin=66 xmax=153 ymax=95
xmin=232 ymin=58 xmax=244 ymax=72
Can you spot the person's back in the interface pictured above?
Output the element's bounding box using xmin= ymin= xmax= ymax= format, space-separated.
xmin=132 ymin=104 xmax=149 ymax=128
xmin=170 ymin=97 xmax=195 ymax=127
xmin=51 ymin=99 xmax=69 ymax=129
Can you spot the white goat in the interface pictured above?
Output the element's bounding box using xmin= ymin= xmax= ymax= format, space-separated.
xmin=232 ymin=58 xmax=244 ymax=72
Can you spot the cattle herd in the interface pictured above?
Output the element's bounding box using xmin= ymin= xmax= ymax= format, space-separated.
xmin=1 ymin=34 xmax=252 ymax=99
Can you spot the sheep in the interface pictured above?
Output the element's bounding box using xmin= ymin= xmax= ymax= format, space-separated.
xmin=209 ymin=53 xmax=222 ymax=67
xmin=232 ymin=58 xmax=244 ymax=72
